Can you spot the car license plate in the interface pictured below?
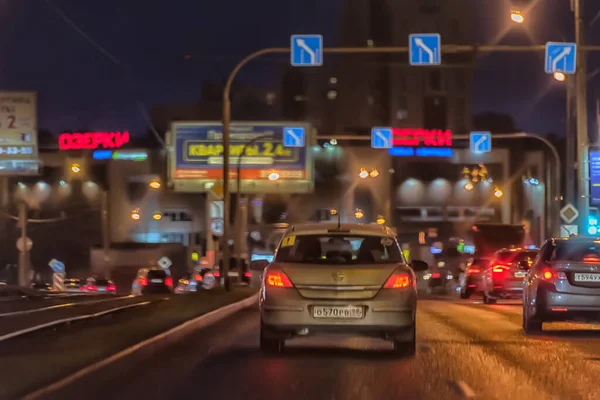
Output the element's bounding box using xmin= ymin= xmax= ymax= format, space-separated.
xmin=98 ymin=288 xmax=106 ymax=291
xmin=151 ymin=279 xmax=163 ymax=283
xmin=574 ymin=273 xmax=600 ymax=282
xmin=514 ymin=271 xmax=527 ymax=278
xmin=313 ymin=306 xmax=363 ymax=319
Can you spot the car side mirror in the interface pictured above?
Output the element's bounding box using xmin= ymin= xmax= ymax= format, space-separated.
xmin=410 ymin=259 xmax=429 ymax=272
xmin=250 ymin=260 xmax=270 ymax=271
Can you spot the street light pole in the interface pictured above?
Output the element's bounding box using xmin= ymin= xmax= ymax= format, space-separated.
xmin=234 ymin=134 xmax=274 ymax=276
xmin=575 ymin=0 xmax=590 ymax=233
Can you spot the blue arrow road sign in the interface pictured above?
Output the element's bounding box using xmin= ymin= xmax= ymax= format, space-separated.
xmin=283 ymin=127 xmax=305 ymax=147
xmin=48 ymin=259 xmax=65 ymax=273
xmin=290 ymin=34 xmax=323 ymax=67
xmin=409 ymin=33 xmax=441 ymax=66
xmin=545 ymin=42 xmax=577 ymax=74
xmin=470 ymin=132 xmax=492 ymax=153
xmin=371 ymin=127 xmax=393 ymax=149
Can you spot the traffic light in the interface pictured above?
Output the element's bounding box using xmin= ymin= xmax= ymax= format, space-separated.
xmin=588 ymin=209 xmax=599 ymax=235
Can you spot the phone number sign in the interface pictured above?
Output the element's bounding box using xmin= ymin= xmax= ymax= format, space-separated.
xmin=0 ymin=92 xmax=38 ymax=175
xmin=169 ymin=122 xmax=314 ymax=194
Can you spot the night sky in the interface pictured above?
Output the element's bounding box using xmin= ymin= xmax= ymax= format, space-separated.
xmin=2 ymin=0 xmax=599 ymax=137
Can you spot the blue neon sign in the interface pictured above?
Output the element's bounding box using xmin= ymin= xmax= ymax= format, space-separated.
xmin=388 ymin=147 xmax=453 ymax=157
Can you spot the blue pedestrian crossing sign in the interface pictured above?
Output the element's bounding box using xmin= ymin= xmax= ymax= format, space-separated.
xmin=290 ymin=34 xmax=323 ymax=67
xmin=283 ymin=127 xmax=305 ymax=147
xmin=409 ymin=33 xmax=441 ymax=66
xmin=545 ymin=42 xmax=577 ymax=74
xmin=470 ymin=132 xmax=492 ymax=153
xmin=371 ymin=127 xmax=393 ymax=149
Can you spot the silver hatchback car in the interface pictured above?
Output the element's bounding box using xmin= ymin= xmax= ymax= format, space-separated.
xmin=258 ymin=223 xmax=427 ymax=355
xmin=523 ymin=237 xmax=600 ymax=334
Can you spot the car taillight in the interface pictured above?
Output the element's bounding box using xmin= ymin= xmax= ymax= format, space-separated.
xmin=265 ymin=270 xmax=293 ymax=288
xmin=541 ymin=268 xmax=567 ymax=281
xmin=195 ymin=273 xmax=203 ymax=282
xmin=165 ymin=277 xmax=173 ymax=287
xmin=431 ymin=273 xmax=441 ymax=278
xmin=87 ymin=285 xmax=97 ymax=291
xmin=467 ymin=268 xmax=480 ymax=274
xmin=492 ymin=265 xmax=510 ymax=273
xmin=244 ymin=271 xmax=252 ymax=278
xmin=384 ymin=272 xmax=411 ymax=289
xmin=139 ymin=277 xmax=148 ymax=286
xmin=584 ymin=256 xmax=600 ymax=264
xmin=107 ymin=285 xmax=116 ymax=291
xmin=213 ymin=271 xmax=220 ymax=278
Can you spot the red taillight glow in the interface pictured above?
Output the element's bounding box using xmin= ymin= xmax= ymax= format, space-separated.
xmin=467 ymin=268 xmax=480 ymax=274
xmin=384 ymin=272 xmax=411 ymax=289
xmin=86 ymin=285 xmax=97 ymax=291
xmin=265 ymin=271 xmax=293 ymax=288
xmin=139 ymin=277 xmax=148 ymax=286
xmin=165 ymin=277 xmax=173 ymax=287
xmin=107 ymin=285 xmax=116 ymax=291
xmin=584 ymin=256 xmax=600 ymax=264
xmin=492 ymin=265 xmax=509 ymax=273
xmin=213 ymin=271 xmax=220 ymax=278
xmin=431 ymin=273 xmax=441 ymax=278
xmin=541 ymin=268 xmax=567 ymax=281
xmin=244 ymin=271 xmax=252 ymax=278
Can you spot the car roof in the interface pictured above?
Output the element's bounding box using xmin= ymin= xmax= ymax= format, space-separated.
xmin=495 ymin=247 xmax=539 ymax=253
xmin=286 ymin=223 xmax=395 ymax=237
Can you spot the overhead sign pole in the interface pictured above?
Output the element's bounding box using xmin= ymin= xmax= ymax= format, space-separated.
xmin=221 ymin=39 xmax=600 ymax=290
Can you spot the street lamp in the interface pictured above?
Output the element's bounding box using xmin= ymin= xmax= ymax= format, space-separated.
xmin=71 ymin=163 xmax=81 ymax=174
xmin=464 ymin=182 xmax=474 ymax=191
xmin=268 ymin=171 xmax=280 ymax=181
xmin=510 ymin=10 xmax=524 ymax=24
xmin=152 ymin=213 xmax=162 ymax=220
xmin=149 ymin=180 xmax=161 ymax=189
xmin=359 ymin=168 xmax=369 ymax=179
xmin=354 ymin=209 xmax=364 ymax=220
xmin=494 ymin=188 xmax=504 ymax=198
xmin=554 ymin=71 xmax=566 ymax=82
xmin=369 ymin=169 xmax=379 ymax=178
xmin=131 ymin=209 xmax=141 ymax=220
xmin=376 ymin=215 xmax=385 ymax=225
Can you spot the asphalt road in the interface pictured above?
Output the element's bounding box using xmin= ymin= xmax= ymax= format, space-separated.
xmin=37 ymin=297 xmax=600 ymax=400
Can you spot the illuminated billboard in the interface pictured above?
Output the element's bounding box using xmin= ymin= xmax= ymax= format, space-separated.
xmin=0 ymin=91 xmax=39 ymax=175
xmin=59 ymin=131 xmax=130 ymax=150
xmin=168 ymin=122 xmax=314 ymax=193
xmin=389 ymin=128 xmax=453 ymax=157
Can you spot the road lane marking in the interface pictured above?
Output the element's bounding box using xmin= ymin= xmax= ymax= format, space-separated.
xmin=454 ymin=381 xmax=476 ymax=398
xmin=0 ymin=301 xmax=151 ymax=343
xmin=0 ymin=295 xmax=133 ymax=317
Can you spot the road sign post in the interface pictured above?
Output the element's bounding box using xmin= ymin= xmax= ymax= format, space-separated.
xmin=283 ymin=127 xmax=305 ymax=147
xmin=290 ymin=35 xmax=323 ymax=67
xmin=409 ymin=33 xmax=441 ymax=66
xmin=371 ymin=127 xmax=393 ymax=149
xmin=545 ymin=42 xmax=577 ymax=74
xmin=53 ymin=273 xmax=65 ymax=292
xmin=470 ymin=132 xmax=492 ymax=153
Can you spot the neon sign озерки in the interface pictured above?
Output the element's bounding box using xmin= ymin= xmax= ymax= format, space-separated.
xmin=58 ymin=131 xmax=130 ymax=150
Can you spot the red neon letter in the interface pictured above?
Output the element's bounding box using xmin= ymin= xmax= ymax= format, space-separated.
xmin=114 ymin=131 xmax=130 ymax=148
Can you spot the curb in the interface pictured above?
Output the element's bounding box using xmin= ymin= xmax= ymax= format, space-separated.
xmin=23 ymin=293 xmax=258 ymax=400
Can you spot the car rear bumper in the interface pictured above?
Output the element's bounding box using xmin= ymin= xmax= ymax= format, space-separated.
xmin=260 ymin=287 xmax=416 ymax=333
xmin=489 ymin=287 xmax=523 ymax=299
xmin=544 ymin=291 xmax=600 ymax=312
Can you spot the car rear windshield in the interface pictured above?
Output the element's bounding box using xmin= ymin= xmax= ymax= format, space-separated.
xmin=275 ymin=234 xmax=405 ymax=264
xmin=495 ymin=251 xmax=538 ymax=264
xmin=94 ymin=279 xmax=110 ymax=286
xmin=147 ymin=270 xmax=167 ymax=279
xmin=552 ymin=242 xmax=600 ymax=262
